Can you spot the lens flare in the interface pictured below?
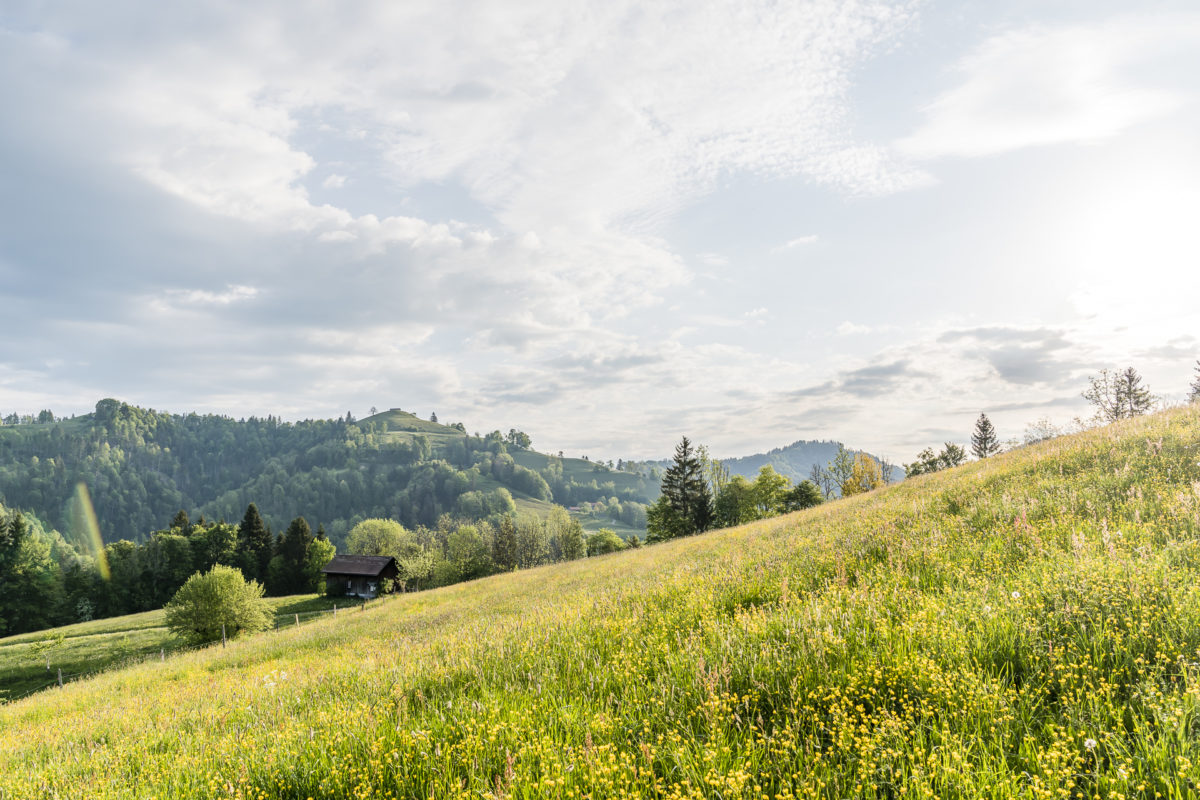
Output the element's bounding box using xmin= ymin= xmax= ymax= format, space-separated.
xmin=70 ymin=482 xmax=110 ymax=580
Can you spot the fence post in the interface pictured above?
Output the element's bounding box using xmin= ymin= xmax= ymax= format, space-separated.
xmin=222 ymin=623 xmax=227 ymax=648
xmin=333 ymin=605 xmax=337 ymax=618
xmin=160 ymin=648 xmax=165 ymax=662
xmin=295 ymin=613 xmax=300 ymax=627
xmin=57 ymin=668 xmax=63 ymax=688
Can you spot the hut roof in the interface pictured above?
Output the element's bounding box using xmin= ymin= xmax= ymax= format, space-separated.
xmin=321 ymin=554 xmax=397 ymax=577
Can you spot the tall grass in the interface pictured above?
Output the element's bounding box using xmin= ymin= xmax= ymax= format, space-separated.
xmin=2 ymin=407 xmax=1200 ymax=798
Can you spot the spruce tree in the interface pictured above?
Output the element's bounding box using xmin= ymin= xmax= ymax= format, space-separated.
xmin=1115 ymin=367 xmax=1152 ymax=418
xmin=970 ymin=413 xmax=1000 ymax=459
xmin=170 ymin=509 xmax=191 ymax=532
xmin=236 ymin=503 xmax=272 ymax=583
xmin=272 ymin=517 xmax=314 ymax=595
xmin=657 ymin=436 xmax=713 ymax=538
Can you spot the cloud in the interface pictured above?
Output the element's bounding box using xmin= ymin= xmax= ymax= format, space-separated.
xmin=898 ymin=16 xmax=1200 ymax=160
xmin=938 ymin=326 xmax=1082 ymax=386
xmin=771 ymin=235 xmax=819 ymax=253
xmin=159 ymin=285 xmax=259 ymax=308
xmin=836 ymin=321 xmax=871 ymax=336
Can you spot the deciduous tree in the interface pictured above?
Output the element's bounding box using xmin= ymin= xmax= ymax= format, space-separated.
xmin=163 ymin=565 xmax=271 ymax=645
xmin=842 ymin=453 xmax=885 ymax=496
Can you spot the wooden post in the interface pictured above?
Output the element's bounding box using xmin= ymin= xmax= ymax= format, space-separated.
xmin=57 ymin=668 xmax=63 ymax=688
xmin=333 ymin=605 xmax=337 ymax=618
xmin=221 ymin=623 xmax=227 ymax=648
xmin=295 ymin=613 xmax=300 ymax=627
xmin=160 ymin=648 xmax=165 ymax=662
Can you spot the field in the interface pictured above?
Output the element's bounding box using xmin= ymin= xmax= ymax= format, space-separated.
xmin=0 ymin=595 xmax=361 ymax=701
xmin=3 ymin=406 xmax=1200 ymax=798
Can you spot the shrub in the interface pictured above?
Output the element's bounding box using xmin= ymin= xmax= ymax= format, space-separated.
xmin=163 ymin=565 xmax=272 ymax=645
xmin=586 ymin=528 xmax=627 ymax=557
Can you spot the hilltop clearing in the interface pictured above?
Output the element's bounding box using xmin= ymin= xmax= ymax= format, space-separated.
xmin=2 ymin=407 xmax=1200 ymax=797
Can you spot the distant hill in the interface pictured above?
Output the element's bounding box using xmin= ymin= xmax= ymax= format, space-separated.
xmin=0 ymin=400 xmax=657 ymax=548
xmin=722 ymin=439 xmax=905 ymax=485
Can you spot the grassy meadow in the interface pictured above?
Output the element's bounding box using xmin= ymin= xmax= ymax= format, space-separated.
xmin=3 ymin=406 xmax=1200 ymax=798
xmin=0 ymin=595 xmax=361 ymax=701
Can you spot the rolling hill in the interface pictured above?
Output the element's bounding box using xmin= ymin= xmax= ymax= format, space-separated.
xmin=2 ymin=405 xmax=1199 ymax=797
xmin=722 ymin=438 xmax=906 ymax=485
xmin=0 ymin=401 xmax=658 ymax=548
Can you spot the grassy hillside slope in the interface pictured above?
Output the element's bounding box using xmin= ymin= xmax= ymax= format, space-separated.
xmin=0 ymin=595 xmax=361 ymax=700
xmin=3 ymin=407 xmax=1200 ymax=798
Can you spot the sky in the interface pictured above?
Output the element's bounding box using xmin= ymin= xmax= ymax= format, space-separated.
xmin=1 ymin=0 xmax=1198 ymax=463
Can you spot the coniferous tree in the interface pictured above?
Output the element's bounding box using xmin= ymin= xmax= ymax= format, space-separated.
xmin=269 ymin=516 xmax=315 ymax=595
xmin=236 ymin=503 xmax=272 ymax=583
xmin=170 ymin=509 xmax=191 ymax=533
xmin=651 ymin=436 xmax=712 ymax=541
xmin=1191 ymin=360 xmax=1200 ymax=404
xmin=970 ymin=413 xmax=1000 ymax=459
xmin=1115 ymin=367 xmax=1152 ymax=418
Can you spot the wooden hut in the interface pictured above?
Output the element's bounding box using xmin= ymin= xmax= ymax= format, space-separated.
xmin=321 ymin=555 xmax=399 ymax=599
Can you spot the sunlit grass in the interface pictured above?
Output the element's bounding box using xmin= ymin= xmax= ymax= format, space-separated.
xmin=2 ymin=406 xmax=1200 ymax=798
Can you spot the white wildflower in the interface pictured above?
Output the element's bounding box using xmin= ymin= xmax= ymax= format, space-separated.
xmin=1084 ymin=738 xmax=1098 ymax=751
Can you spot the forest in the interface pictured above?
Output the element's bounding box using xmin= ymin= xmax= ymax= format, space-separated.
xmin=0 ymin=400 xmax=656 ymax=548
xmin=0 ymin=401 xmax=660 ymax=637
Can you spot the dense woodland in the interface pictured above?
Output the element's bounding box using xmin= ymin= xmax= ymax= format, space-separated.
xmin=0 ymin=401 xmax=656 ymax=548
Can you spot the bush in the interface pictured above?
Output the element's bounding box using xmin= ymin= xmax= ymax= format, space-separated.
xmin=586 ymin=528 xmax=627 ymax=557
xmin=163 ymin=565 xmax=272 ymax=645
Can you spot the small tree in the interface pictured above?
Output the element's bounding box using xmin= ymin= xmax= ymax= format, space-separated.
xmin=586 ymin=528 xmax=626 ymax=556
xmin=347 ymin=518 xmax=417 ymax=560
xmin=842 ymin=453 xmax=885 ymax=496
xmin=164 ymin=565 xmax=271 ymax=645
xmin=1190 ymin=360 xmax=1200 ymax=404
xmin=940 ymin=442 xmax=967 ymax=468
xmin=808 ymin=464 xmax=837 ymax=500
xmin=1084 ymin=367 xmax=1152 ymax=422
xmin=560 ymin=518 xmax=586 ymax=561
xmin=782 ymin=480 xmax=824 ymax=511
xmin=492 ymin=516 xmax=519 ymax=570
xmin=1023 ymin=417 xmax=1061 ymax=445
xmin=1115 ymin=366 xmax=1153 ymax=418
xmin=970 ymin=413 xmax=1000 ymax=459
xmin=751 ymin=465 xmax=791 ymax=517
xmin=828 ymin=445 xmax=856 ymax=496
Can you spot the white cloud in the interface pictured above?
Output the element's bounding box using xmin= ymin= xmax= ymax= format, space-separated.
xmin=158 ymin=285 xmax=259 ymax=308
xmin=899 ymin=16 xmax=1200 ymax=160
xmin=771 ymin=235 xmax=819 ymax=254
xmin=321 ymin=174 xmax=347 ymax=189
xmin=836 ymin=321 xmax=871 ymax=335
